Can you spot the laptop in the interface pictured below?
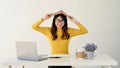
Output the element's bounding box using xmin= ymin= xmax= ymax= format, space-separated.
xmin=15 ymin=41 xmax=48 ymax=61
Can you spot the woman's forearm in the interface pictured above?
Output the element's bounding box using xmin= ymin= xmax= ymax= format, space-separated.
xmin=32 ymin=18 xmax=44 ymax=29
xmin=76 ymin=22 xmax=88 ymax=34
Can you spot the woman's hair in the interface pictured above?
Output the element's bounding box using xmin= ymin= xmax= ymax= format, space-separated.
xmin=51 ymin=14 xmax=70 ymax=40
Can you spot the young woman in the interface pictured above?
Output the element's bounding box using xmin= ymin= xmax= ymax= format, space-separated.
xmin=32 ymin=10 xmax=88 ymax=54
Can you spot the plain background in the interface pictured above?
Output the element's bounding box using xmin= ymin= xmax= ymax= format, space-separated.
xmin=0 ymin=0 xmax=120 ymax=68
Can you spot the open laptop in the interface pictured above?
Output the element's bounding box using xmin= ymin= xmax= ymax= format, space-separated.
xmin=15 ymin=41 xmax=48 ymax=61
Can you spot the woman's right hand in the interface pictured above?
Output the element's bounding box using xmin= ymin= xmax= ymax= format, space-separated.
xmin=42 ymin=13 xmax=53 ymax=20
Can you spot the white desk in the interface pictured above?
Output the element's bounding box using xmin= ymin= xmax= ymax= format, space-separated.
xmin=2 ymin=54 xmax=118 ymax=68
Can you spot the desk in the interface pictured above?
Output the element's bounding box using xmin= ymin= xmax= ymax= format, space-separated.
xmin=2 ymin=54 xmax=118 ymax=68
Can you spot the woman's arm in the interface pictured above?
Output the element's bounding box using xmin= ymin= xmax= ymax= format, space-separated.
xmin=68 ymin=16 xmax=88 ymax=37
xmin=32 ymin=13 xmax=53 ymax=29
xmin=32 ymin=10 xmax=63 ymax=29
xmin=61 ymin=10 xmax=88 ymax=36
xmin=32 ymin=18 xmax=44 ymax=29
xmin=32 ymin=13 xmax=54 ymax=35
xmin=32 ymin=10 xmax=63 ymax=34
xmin=68 ymin=15 xmax=88 ymax=34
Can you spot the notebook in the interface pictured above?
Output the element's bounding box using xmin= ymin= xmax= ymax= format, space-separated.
xmin=15 ymin=41 xmax=48 ymax=61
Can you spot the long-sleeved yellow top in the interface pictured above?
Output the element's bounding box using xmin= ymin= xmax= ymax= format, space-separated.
xmin=32 ymin=18 xmax=88 ymax=54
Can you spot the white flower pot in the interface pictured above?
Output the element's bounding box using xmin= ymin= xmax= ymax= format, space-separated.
xmin=86 ymin=52 xmax=94 ymax=59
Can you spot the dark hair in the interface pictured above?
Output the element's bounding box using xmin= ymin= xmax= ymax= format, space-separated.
xmin=51 ymin=14 xmax=70 ymax=40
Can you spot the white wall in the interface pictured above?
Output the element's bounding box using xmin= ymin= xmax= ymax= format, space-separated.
xmin=0 ymin=0 xmax=120 ymax=68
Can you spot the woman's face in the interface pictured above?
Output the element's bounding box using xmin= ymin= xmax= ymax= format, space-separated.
xmin=55 ymin=16 xmax=65 ymax=29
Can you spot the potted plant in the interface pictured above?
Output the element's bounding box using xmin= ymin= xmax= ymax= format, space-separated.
xmin=83 ymin=43 xmax=97 ymax=59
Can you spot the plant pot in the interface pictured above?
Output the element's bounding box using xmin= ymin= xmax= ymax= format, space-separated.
xmin=86 ymin=52 xmax=94 ymax=59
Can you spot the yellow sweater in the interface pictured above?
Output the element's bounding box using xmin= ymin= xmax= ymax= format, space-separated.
xmin=32 ymin=19 xmax=88 ymax=54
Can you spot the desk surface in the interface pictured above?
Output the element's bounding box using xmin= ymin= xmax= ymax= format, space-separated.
xmin=2 ymin=54 xmax=118 ymax=67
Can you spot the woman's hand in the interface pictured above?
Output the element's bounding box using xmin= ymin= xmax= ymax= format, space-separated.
xmin=42 ymin=13 xmax=53 ymax=20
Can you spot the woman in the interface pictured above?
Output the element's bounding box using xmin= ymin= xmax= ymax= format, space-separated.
xmin=32 ymin=10 xmax=88 ymax=54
